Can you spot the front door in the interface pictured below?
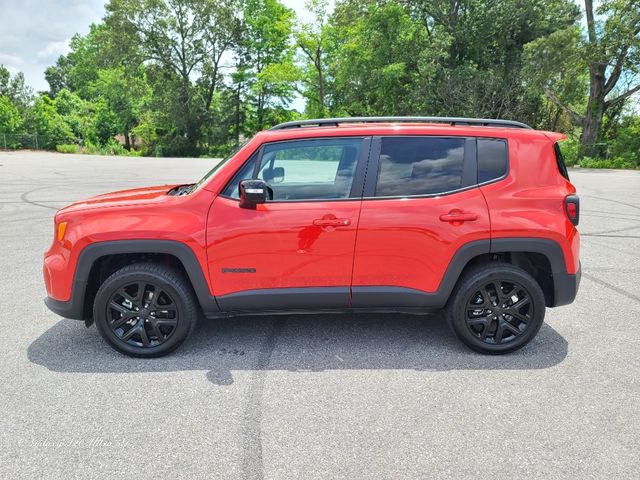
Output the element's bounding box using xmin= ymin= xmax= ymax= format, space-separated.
xmin=207 ymin=137 xmax=369 ymax=311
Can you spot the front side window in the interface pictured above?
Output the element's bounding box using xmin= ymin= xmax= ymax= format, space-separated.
xmin=375 ymin=137 xmax=466 ymax=197
xmin=226 ymin=138 xmax=363 ymax=201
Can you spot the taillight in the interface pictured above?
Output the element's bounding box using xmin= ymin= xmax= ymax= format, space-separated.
xmin=565 ymin=195 xmax=579 ymax=226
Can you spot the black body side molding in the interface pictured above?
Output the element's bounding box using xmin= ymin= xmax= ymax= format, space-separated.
xmin=45 ymin=237 xmax=579 ymax=321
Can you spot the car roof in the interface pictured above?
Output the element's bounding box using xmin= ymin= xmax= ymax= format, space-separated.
xmin=260 ymin=122 xmax=557 ymax=143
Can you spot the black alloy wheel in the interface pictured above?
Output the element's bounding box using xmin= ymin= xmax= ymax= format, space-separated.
xmin=94 ymin=263 xmax=198 ymax=357
xmin=447 ymin=263 xmax=546 ymax=354
xmin=465 ymin=280 xmax=532 ymax=345
xmin=107 ymin=281 xmax=179 ymax=348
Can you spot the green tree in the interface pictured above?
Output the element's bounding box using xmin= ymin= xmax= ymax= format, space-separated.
xmin=295 ymin=0 xmax=331 ymax=117
xmin=530 ymin=0 xmax=640 ymax=156
xmin=328 ymin=1 xmax=429 ymax=115
xmin=238 ymin=0 xmax=296 ymax=131
xmin=0 ymin=96 xmax=23 ymax=134
xmin=90 ymin=67 xmax=149 ymax=148
xmin=105 ymin=0 xmax=240 ymax=154
xmin=27 ymin=95 xmax=76 ymax=148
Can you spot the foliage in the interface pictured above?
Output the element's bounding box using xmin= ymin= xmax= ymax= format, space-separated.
xmin=1 ymin=1 xmax=639 ymax=167
xmin=56 ymin=144 xmax=80 ymax=154
xmin=578 ymin=156 xmax=634 ymax=169
xmin=0 ymin=96 xmax=23 ymax=134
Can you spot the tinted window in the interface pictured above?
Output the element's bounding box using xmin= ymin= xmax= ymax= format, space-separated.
xmin=221 ymin=153 xmax=258 ymax=199
xmin=257 ymin=138 xmax=362 ymax=201
xmin=477 ymin=139 xmax=507 ymax=183
xmin=554 ymin=142 xmax=570 ymax=180
xmin=375 ymin=137 xmax=465 ymax=196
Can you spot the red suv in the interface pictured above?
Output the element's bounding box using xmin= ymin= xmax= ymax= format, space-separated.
xmin=43 ymin=117 xmax=581 ymax=357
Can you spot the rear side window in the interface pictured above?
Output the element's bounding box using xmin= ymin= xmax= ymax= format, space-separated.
xmin=375 ymin=137 xmax=465 ymax=196
xmin=477 ymin=139 xmax=508 ymax=183
xmin=554 ymin=143 xmax=570 ymax=180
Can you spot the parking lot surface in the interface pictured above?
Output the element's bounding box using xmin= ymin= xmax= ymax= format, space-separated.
xmin=1 ymin=151 xmax=638 ymax=479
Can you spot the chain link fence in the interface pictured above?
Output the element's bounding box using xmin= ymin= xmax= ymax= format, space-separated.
xmin=1 ymin=133 xmax=53 ymax=150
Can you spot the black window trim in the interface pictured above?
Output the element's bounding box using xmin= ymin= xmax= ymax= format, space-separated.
xmin=362 ymin=135 xmax=478 ymax=200
xmin=218 ymin=136 xmax=372 ymax=203
xmin=475 ymin=137 xmax=510 ymax=188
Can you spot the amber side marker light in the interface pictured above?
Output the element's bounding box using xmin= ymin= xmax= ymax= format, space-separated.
xmin=57 ymin=221 xmax=68 ymax=241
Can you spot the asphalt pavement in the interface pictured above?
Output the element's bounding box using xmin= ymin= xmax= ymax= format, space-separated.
xmin=0 ymin=151 xmax=638 ymax=479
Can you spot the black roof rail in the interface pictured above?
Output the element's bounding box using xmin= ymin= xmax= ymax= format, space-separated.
xmin=269 ymin=116 xmax=532 ymax=130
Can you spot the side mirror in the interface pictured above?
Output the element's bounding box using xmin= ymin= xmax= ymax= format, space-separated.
xmin=239 ymin=179 xmax=273 ymax=209
xmin=263 ymin=166 xmax=285 ymax=183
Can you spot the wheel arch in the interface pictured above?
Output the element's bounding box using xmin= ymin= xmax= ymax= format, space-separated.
xmin=72 ymin=240 xmax=219 ymax=321
xmin=448 ymin=237 xmax=576 ymax=308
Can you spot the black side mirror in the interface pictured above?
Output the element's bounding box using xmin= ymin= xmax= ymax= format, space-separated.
xmin=239 ymin=179 xmax=273 ymax=209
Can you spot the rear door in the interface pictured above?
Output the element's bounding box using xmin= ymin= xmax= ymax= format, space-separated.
xmin=351 ymin=135 xmax=493 ymax=307
xmin=207 ymin=137 xmax=370 ymax=311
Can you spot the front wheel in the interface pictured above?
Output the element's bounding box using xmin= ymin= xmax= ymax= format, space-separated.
xmin=93 ymin=263 xmax=198 ymax=357
xmin=446 ymin=263 xmax=546 ymax=354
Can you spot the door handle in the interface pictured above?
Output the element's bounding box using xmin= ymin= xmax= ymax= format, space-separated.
xmin=313 ymin=218 xmax=351 ymax=227
xmin=439 ymin=210 xmax=478 ymax=223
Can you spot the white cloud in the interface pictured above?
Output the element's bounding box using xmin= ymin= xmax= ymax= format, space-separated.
xmin=36 ymin=40 xmax=71 ymax=60
xmin=0 ymin=0 xmax=105 ymax=92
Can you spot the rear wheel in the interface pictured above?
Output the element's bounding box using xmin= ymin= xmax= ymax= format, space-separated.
xmin=93 ymin=263 xmax=198 ymax=357
xmin=446 ymin=263 xmax=545 ymax=354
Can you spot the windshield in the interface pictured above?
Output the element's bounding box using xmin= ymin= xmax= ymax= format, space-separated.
xmin=192 ymin=140 xmax=249 ymax=191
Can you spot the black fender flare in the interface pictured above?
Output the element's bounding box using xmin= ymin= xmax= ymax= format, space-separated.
xmin=45 ymin=240 xmax=219 ymax=320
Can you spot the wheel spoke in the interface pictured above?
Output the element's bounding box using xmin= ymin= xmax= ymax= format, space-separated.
xmin=507 ymin=309 xmax=529 ymax=323
xmin=501 ymin=319 xmax=521 ymax=336
xmin=109 ymin=301 xmax=131 ymax=316
xmin=479 ymin=318 xmax=495 ymax=340
xmin=111 ymin=315 xmax=134 ymax=329
xmin=139 ymin=325 xmax=150 ymax=347
xmin=137 ymin=282 xmax=147 ymax=303
xmin=156 ymin=319 xmax=178 ymax=328
xmin=474 ymin=286 xmax=490 ymax=307
xmin=510 ymin=296 xmax=530 ymax=311
xmin=494 ymin=323 xmax=504 ymax=344
xmin=121 ymin=325 xmax=138 ymax=341
xmin=466 ymin=316 xmax=489 ymax=327
xmin=118 ymin=288 xmax=137 ymax=306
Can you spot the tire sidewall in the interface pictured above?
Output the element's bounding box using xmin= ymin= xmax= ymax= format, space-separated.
xmin=94 ymin=268 xmax=194 ymax=357
xmin=449 ymin=266 xmax=546 ymax=354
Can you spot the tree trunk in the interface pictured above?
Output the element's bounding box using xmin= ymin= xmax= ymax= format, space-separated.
xmin=316 ymin=51 xmax=325 ymax=117
xmin=123 ymin=128 xmax=131 ymax=150
xmin=580 ymin=64 xmax=606 ymax=158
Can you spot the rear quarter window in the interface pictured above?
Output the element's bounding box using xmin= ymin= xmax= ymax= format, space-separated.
xmin=554 ymin=142 xmax=570 ymax=180
xmin=477 ymin=138 xmax=508 ymax=183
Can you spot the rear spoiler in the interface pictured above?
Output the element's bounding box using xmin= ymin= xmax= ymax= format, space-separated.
xmin=542 ymin=131 xmax=568 ymax=143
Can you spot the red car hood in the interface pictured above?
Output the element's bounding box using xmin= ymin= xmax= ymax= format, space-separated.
xmin=58 ymin=184 xmax=179 ymax=214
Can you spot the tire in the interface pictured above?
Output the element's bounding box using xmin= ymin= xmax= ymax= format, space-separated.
xmin=93 ymin=263 xmax=198 ymax=357
xmin=446 ymin=262 xmax=545 ymax=354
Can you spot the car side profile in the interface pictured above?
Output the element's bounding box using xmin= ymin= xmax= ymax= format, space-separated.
xmin=43 ymin=116 xmax=581 ymax=357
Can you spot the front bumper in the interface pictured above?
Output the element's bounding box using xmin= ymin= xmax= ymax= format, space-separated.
xmin=44 ymin=295 xmax=86 ymax=320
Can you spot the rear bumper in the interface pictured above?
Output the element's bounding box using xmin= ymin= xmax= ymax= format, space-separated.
xmin=552 ymin=262 xmax=581 ymax=307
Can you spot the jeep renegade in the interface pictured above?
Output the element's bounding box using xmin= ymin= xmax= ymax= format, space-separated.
xmin=43 ymin=117 xmax=581 ymax=357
